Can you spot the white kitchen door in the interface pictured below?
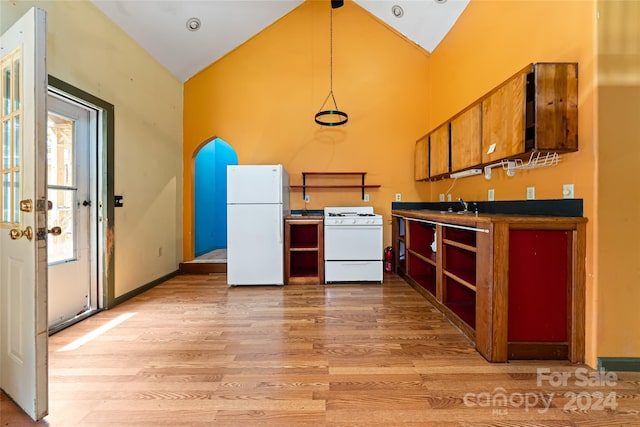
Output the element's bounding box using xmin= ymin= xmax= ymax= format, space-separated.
xmin=47 ymin=92 xmax=97 ymax=329
xmin=0 ymin=7 xmax=49 ymax=420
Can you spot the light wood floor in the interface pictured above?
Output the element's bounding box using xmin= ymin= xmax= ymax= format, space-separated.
xmin=2 ymin=273 xmax=639 ymax=426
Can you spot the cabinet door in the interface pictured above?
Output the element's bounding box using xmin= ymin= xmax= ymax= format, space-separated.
xmin=482 ymin=72 xmax=526 ymax=163
xmin=429 ymin=123 xmax=450 ymax=177
xmin=414 ymin=135 xmax=429 ymax=181
xmin=534 ymin=63 xmax=578 ymax=151
xmin=451 ymin=104 xmax=482 ymax=171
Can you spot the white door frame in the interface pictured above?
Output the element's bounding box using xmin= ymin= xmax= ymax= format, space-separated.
xmin=46 ymin=90 xmax=101 ymax=332
xmin=47 ymin=76 xmax=115 ymax=311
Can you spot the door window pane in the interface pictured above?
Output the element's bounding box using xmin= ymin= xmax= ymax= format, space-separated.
xmin=13 ymin=116 xmax=20 ymax=167
xmin=12 ymin=171 xmax=19 ymax=223
xmin=1 ymin=173 xmax=9 ymax=222
xmin=47 ymin=112 xmax=74 ymax=187
xmin=13 ymin=58 xmax=20 ymax=111
xmin=2 ymin=63 xmax=9 ymax=115
xmin=1 ymin=50 xmax=21 ymax=225
xmin=2 ymin=119 xmax=8 ymax=169
xmin=47 ymin=188 xmax=76 ymax=264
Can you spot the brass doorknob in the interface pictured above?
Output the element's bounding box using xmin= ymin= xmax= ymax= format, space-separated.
xmin=48 ymin=226 xmax=62 ymax=236
xmin=9 ymin=226 xmax=33 ymax=241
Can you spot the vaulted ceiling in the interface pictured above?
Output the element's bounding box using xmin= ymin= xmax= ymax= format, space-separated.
xmin=91 ymin=0 xmax=469 ymax=82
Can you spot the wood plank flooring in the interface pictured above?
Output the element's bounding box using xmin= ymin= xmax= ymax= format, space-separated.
xmin=2 ymin=273 xmax=639 ymax=426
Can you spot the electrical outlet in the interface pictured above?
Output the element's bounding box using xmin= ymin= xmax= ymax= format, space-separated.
xmin=439 ymin=193 xmax=445 ymax=202
xmin=395 ymin=193 xmax=402 ymax=202
xmin=304 ymin=195 xmax=310 ymax=203
xmin=488 ymin=189 xmax=495 ymax=201
xmin=364 ymin=193 xmax=370 ymax=202
xmin=447 ymin=194 xmax=452 ymax=202
xmin=563 ymin=183 xmax=574 ymax=199
xmin=526 ymin=186 xmax=535 ymax=200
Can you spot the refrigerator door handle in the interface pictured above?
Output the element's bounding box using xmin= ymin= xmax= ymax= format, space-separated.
xmin=278 ymin=215 xmax=282 ymax=244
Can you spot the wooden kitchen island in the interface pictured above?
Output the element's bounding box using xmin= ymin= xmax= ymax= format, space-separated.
xmin=392 ymin=209 xmax=587 ymax=363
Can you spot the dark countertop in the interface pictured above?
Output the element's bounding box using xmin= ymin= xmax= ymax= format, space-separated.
xmin=392 ymin=199 xmax=584 ymax=217
xmin=392 ymin=208 xmax=587 ymax=226
xmin=290 ymin=209 xmax=324 ymax=217
xmin=286 ymin=210 xmax=324 ymax=220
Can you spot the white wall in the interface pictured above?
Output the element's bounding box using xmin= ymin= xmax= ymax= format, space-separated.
xmin=1 ymin=0 xmax=184 ymax=297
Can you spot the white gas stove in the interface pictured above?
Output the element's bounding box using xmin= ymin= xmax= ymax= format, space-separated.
xmin=324 ymin=207 xmax=383 ymax=283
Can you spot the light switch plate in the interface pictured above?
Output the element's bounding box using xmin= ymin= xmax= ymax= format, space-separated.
xmin=526 ymin=186 xmax=535 ymax=200
xmin=304 ymin=195 xmax=310 ymax=203
xmin=563 ymin=184 xmax=574 ymax=199
xmin=488 ymin=189 xmax=495 ymax=201
xmin=364 ymin=193 xmax=370 ymax=202
xmin=439 ymin=193 xmax=445 ymax=202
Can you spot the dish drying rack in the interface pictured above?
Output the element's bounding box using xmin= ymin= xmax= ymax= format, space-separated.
xmin=484 ymin=152 xmax=560 ymax=179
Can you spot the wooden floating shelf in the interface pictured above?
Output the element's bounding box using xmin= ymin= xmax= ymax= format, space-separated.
xmin=293 ymin=172 xmax=381 ymax=200
xmin=290 ymin=185 xmax=381 ymax=189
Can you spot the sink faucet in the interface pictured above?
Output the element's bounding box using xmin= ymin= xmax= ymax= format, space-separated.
xmin=457 ymin=197 xmax=468 ymax=212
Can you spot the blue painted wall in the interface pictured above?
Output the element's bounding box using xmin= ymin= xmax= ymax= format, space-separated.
xmin=194 ymin=138 xmax=238 ymax=257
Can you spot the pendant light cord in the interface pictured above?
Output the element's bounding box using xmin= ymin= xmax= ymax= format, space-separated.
xmin=329 ymin=8 xmax=333 ymax=95
xmin=315 ymin=2 xmax=348 ymax=126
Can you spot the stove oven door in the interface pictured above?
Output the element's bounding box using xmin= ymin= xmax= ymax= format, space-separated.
xmin=324 ymin=224 xmax=383 ymax=283
xmin=324 ymin=225 xmax=382 ymax=261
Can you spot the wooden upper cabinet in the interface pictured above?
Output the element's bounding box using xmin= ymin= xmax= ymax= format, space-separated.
xmin=414 ymin=135 xmax=429 ymax=181
xmin=429 ymin=123 xmax=450 ymax=177
xmin=482 ymin=63 xmax=578 ymax=164
xmin=533 ymin=63 xmax=578 ymax=151
xmin=416 ymin=63 xmax=577 ymax=180
xmin=451 ymin=104 xmax=482 ymax=171
xmin=482 ymin=72 xmax=526 ymax=164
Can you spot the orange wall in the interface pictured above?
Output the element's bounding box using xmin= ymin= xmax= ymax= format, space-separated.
xmin=596 ymin=0 xmax=640 ymax=360
xmin=424 ymin=0 xmax=599 ymax=366
xmin=425 ymin=0 xmax=596 ymax=204
xmin=183 ymin=0 xmax=430 ymax=259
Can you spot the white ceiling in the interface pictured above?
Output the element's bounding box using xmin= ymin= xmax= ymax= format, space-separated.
xmin=91 ymin=0 xmax=469 ymax=82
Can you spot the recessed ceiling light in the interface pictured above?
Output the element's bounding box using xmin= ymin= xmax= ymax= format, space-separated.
xmin=186 ymin=17 xmax=201 ymax=32
xmin=391 ymin=5 xmax=404 ymax=18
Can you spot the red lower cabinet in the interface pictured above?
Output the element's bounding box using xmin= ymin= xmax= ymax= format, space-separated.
xmin=508 ymin=230 xmax=568 ymax=342
xmin=507 ymin=230 xmax=570 ymax=359
xmin=393 ymin=210 xmax=587 ymax=363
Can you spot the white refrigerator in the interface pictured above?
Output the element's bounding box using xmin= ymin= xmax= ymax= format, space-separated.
xmin=227 ymin=165 xmax=290 ymax=286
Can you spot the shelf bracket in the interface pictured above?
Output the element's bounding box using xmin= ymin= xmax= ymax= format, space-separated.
xmin=302 ymin=173 xmax=307 ymax=200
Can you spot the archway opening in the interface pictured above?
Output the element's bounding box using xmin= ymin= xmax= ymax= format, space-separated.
xmin=194 ymin=137 xmax=238 ymax=259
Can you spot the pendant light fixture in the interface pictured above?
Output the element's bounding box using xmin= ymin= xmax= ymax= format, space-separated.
xmin=315 ymin=0 xmax=348 ymax=126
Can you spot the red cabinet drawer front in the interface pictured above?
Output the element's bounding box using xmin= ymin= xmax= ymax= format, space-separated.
xmin=508 ymin=230 xmax=568 ymax=342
